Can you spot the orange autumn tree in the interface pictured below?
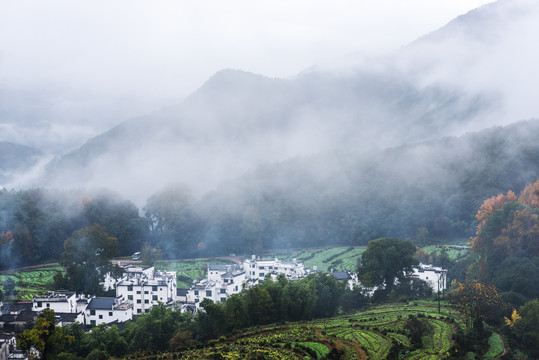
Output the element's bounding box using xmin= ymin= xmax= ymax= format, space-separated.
xmin=470 ymin=180 xmax=539 ymax=281
xmin=518 ymin=179 xmax=539 ymax=208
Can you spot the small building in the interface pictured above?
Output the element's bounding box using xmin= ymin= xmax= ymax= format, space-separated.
xmin=243 ymin=256 xmax=307 ymax=283
xmin=84 ymin=297 xmax=132 ymax=327
xmin=410 ymin=264 xmax=447 ymax=292
xmin=115 ymin=266 xmax=177 ymax=315
xmin=0 ymin=333 xmax=16 ymax=360
xmin=55 ymin=313 xmax=83 ymax=327
xmin=331 ymin=270 xmax=359 ymax=290
xmin=32 ymin=292 xmax=77 ymax=313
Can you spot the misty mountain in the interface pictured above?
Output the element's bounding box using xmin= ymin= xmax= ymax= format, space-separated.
xmin=0 ymin=141 xmax=43 ymax=184
xmin=179 ymin=119 xmax=539 ymax=256
xmin=40 ymin=0 xmax=539 ymax=202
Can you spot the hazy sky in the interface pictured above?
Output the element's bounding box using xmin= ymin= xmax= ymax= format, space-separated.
xmin=0 ymin=0 xmax=494 ymax=100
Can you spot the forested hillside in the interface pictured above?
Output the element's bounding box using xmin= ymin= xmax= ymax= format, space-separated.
xmin=143 ymin=120 xmax=539 ymax=258
xmin=0 ymin=189 xmax=147 ymax=270
xmin=2 ymin=120 xmax=539 ymax=267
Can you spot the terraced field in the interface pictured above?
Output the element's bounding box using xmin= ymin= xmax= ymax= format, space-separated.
xmin=154 ymin=258 xmax=235 ymax=288
xmin=0 ymin=265 xmax=64 ymax=301
xmin=135 ymin=301 xmax=460 ymax=359
xmin=421 ymin=245 xmax=471 ymax=261
xmin=278 ymin=246 xmax=365 ymax=273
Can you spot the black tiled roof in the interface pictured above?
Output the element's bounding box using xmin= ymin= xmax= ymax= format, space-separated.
xmin=332 ymin=271 xmax=352 ymax=280
xmin=177 ymin=289 xmax=188 ymax=296
xmin=55 ymin=312 xmax=79 ymax=323
xmin=86 ymin=297 xmax=115 ymax=310
xmin=15 ymin=311 xmax=37 ymax=323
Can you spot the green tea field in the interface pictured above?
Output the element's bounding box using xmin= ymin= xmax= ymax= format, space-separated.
xmin=131 ymin=301 xmax=463 ymax=359
xmin=0 ymin=265 xmax=64 ymax=301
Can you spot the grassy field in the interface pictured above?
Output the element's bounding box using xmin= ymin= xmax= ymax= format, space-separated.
xmin=421 ymin=245 xmax=471 ymax=261
xmin=154 ymin=258 xmax=236 ymax=289
xmin=0 ymin=265 xmax=64 ymax=301
xmin=130 ymin=301 xmax=463 ymax=359
xmin=275 ymin=246 xmax=365 ymax=273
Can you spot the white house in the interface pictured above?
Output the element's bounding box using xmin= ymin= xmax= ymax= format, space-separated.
xmin=243 ymin=256 xmax=307 ymax=283
xmin=331 ymin=270 xmax=359 ymax=290
xmin=0 ymin=333 xmax=15 ymax=360
xmin=410 ymin=263 xmax=447 ymax=293
xmin=115 ymin=266 xmax=177 ymax=315
xmin=84 ymin=297 xmax=133 ymax=327
xmin=32 ymin=291 xmax=78 ymax=313
xmin=183 ymin=256 xmax=308 ymax=311
xmin=186 ymin=264 xmax=246 ymax=308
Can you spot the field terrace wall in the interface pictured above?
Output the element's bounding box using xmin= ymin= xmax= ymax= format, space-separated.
xmin=115 ymin=265 xmax=177 ymax=315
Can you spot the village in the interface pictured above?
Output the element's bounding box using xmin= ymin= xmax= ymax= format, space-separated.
xmin=0 ymin=255 xmax=447 ymax=359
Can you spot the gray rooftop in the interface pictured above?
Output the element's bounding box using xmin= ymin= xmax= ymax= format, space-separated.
xmin=87 ymin=297 xmax=115 ymax=310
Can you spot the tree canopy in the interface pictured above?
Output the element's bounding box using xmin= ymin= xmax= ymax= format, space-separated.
xmin=16 ymin=308 xmax=73 ymax=360
xmin=55 ymin=224 xmax=119 ymax=294
xmin=358 ymin=238 xmax=418 ymax=291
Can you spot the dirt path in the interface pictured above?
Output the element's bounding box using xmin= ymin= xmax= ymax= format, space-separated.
xmin=0 ymin=262 xmax=59 ymax=274
xmin=496 ymin=334 xmax=507 ymax=359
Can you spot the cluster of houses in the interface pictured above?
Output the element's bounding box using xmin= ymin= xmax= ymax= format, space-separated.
xmin=182 ymin=255 xmax=308 ymax=311
xmin=0 ymin=255 xmax=446 ymax=359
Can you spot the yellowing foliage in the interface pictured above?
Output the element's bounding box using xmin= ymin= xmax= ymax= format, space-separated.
xmin=504 ymin=309 xmax=521 ymax=327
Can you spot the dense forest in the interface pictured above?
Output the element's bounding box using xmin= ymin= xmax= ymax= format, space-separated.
xmin=2 ymin=120 xmax=539 ymax=268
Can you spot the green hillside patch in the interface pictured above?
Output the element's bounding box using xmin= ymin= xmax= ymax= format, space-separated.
xmin=483 ymin=333 xmax=503 ymax=359
xmin=0 ymin=265 xmax=64 ymax=301
xmin=422 ymin=245 xmax=471 ymax=262
xmin=279 ymin=246 xmax=365 ymax=273
xmin=127 ymin=302 xmax=461 ymax=359
xmin=155 ymin=258 xmax=235 ymax=288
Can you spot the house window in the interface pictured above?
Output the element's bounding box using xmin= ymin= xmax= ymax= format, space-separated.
xmin=98 ymin=315 xmax=103 ymax=319
xmin=206 ymin=290 xmax=212 ymax=297
xmin=137 ymin=309 xmax=141 ymax=314
xmin=37 ymin=301 xmax=42 ymax=307
xmin=127 ymin=286 xmax=133 ymax=291
xmin=220 ymin=288 xmax=226 ymax=294
xmin=194 ymin=290 xmax=199 ymax=296
xmin=259 ymin=273 xmax=264 ymax=277
xmin=90 ymin=320 xmax=96 ymax=326
xmin=136 ymin=291 xmax=141 ymax=294
xmin=152 ymin=286 xmax=157 ymax=291
xmin=160 ymin=287 xmax=163 ymax=291
xmin=137 ymin=300 xmax=141 ymax=304
xmin=144 ymin=291 xmax=149 ymax=294
xmin=109 ymin=312 xmax=113 ymax=316
xmin=221 ymin=297 xmax=226 ymax=302
xmin=46 ymin=303 xmax=50 ymax=308
xmin=90 ymin=310 xmax=95 ymax=315
xmin=144 ymin=299 xmax=149 ymax=304
xmin=128 ymin=295 xmax=133 ymax=300
xmin=152 ymin=295 xmax=158 ymax=301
